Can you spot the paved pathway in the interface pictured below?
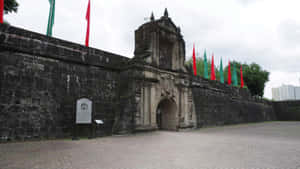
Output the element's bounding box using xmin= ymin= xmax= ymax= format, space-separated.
xmin=1 ymin=122 xmax=300 ymax=169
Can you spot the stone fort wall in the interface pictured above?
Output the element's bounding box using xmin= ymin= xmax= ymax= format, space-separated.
xmin=191 ymin=77 xmax=276 ymax=127
xmin=273 ymin=101 xmax=300 ymax=121
xmin=0 ymin=24 xmax=283 ymax=142
xmin=0 ymin=25 xmax=129 ymax=140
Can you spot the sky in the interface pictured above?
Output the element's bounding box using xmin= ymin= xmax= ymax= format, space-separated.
xmin=5 ymin=0 xmax=300 ymax=99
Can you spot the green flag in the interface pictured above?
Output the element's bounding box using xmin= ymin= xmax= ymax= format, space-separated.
xmin=204 ymin=50 xmax=208 ymax=79
xmin=220 ymin=58 xmax=224 ymax=84
xmin=232 ymin=63 xmax=238 ymax=86
xmin=47 ymin=0 xmax=55 ymax=36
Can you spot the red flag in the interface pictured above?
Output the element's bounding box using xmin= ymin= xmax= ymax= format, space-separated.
xmin=240 ymin=65 xmax=244 ymax=88
xmin=85 ymin=0 xmax=91 ymax=47
xmin=210 ymin=53 xmax=216 ymax=80
xmin=192 ymin=44 xmax=197 ymax=76
xmin=228 ymin=61 xmax=231 ymax=85
xmin=0 ymin=0 xmax=4 ymax=24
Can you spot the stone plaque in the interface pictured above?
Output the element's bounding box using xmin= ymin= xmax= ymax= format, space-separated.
xmin=76 ymin=98 xmax=92 ymax=124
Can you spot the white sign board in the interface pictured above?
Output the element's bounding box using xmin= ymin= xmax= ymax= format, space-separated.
xmin=95 ymin=120 xmax=104 ymax=124
xmin=76 ymin=98 xmax=92 ymax=124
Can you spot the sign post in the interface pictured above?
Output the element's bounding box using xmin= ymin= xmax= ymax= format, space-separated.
xmin=73 ymin=98 xmax=92 ymax=140
xmin=76 ymin=98 xmax=92 ymax=124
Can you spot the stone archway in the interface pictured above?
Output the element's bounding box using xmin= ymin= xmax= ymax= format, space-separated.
xmin=156 ymin=99 xmax=178 ymax=130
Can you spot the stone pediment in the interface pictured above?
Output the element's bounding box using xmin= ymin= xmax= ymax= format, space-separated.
xmin=134 ymin=9 xmax=186 ymax=71
xmin=156 ymin=17 xmax=179 ymax=35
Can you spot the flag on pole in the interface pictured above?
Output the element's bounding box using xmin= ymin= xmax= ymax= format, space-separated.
xmin=220 ymin=58 xmax=224 ymax=84
xmin=240 ymin=66 xmax=244 ymax=88
xmin=85 ymin=0 xmax=91 ymax=47
xmin=204 ymin=50 xmax=208 ymax=79
xmin=47 ymin=0 xmax=55 ymax=36
xmin=192 ymin=44 xmax=197 ymax=76
xmin=0 ymin=0 xmax=3 ymax=24
xmin=232 ymin=63 xmax=238 ymax=86
xmin=228 ymin=61 xmax=231 ymax=85
xmin=210 ymin=53 xmax=216 ymax=80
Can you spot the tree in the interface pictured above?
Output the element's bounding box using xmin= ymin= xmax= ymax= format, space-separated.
xmin=243 ymin=63 xmax=269 ymax=97
xmin=224 ymin=62 xmax=269 ymax=97
xmin=4 ymin=0 xmax=19 ymax=14
xmin=186 ymin=57 xmax=270 ymax=97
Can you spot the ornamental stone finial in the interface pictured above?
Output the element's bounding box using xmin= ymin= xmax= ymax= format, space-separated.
xmin=150 ymin=12 xmax=155 ymax=21
xmin=164 ymin=8 xmax=169 ymax=17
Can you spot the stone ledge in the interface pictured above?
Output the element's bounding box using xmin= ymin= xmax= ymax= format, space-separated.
xmin=134 ymin=125 xmax=158 ymax=132
xmin=0 ymin=24 xmax=130 ymax=70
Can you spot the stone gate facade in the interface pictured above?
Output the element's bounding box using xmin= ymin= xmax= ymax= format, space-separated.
xmin=0 ymin=9 xmax=277 ymax=141
xmin=114 ymin=10 xmax=197 ymax=133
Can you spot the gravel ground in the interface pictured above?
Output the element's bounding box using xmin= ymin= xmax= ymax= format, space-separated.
xmin=1 ymin=121 xmax=300 ymax=169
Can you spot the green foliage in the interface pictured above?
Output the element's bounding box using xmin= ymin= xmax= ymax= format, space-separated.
xmin=186 ymin=54 xmax=220 ymax=80
xmin=4 ymin=0 xmax=19 ymax=14
xmin=223 ymin=61 xmax=269 ymax=96
xmin=243 ymin=63 xmax=269 ymax=97
xmin=224 ymin=61 xmax=242 ymax=85
xmin=186 ymin=56 xmax=270 ymax=97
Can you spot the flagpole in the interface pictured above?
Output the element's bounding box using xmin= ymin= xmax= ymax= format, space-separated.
xmin=47 ymin=0 xmax=55 ymax=36
xmin=192 ymin=43 xmax=197 ymax=76
xmin=47 ymin=3 xmax=52 ymax=35
xmin=85 ymin=0 xmax=91 ymax=47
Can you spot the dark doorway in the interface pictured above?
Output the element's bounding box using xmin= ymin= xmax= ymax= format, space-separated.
xmin=156 ymin=99 xmax=178 ymax=130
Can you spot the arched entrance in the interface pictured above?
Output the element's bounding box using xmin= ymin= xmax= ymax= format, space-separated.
xmin=156 ymin=99 xmax=178 ymax=130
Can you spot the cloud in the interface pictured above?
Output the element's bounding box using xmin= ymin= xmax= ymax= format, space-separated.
xmin=5 ymin=0 xmax=300 ymax=99
xmin=278 ymin=19 xmax=300 ymax=49
xmin=236 ymin=0 xmax=260 ymax=5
